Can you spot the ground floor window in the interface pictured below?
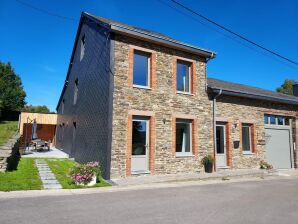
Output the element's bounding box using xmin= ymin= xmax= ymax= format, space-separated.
xmin=242 ymin=123 xmax=252 ymax=153
xmin=176 ymin=119 xmax=192 ymax=156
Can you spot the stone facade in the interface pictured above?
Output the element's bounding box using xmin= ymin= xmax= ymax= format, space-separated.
xmin=215 ymin=95 xmax=298 ymax=169
xmin=110 ymin=34 xmax=214 ymax=179
xmin=109 ymin=33 xmax=298 ymax=179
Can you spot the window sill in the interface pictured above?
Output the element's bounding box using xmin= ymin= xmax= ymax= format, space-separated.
xmin=176 ymin=154 xmax=194 ymax=158
xmin=243 ymin=152 xmax=255 ymax=156
xmin=133 ymin=85 xmax=152 ymax=90
xmin=176 ymin=91 xmax=194 ymax=96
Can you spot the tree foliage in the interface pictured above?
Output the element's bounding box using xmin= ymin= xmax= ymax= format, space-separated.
xmin=0 ymin=61 xmax=26 ymax=111
xmin=22 ymin=105 xmax=50 ymax=113
xmin=276 ymin=79 xmax=295 ymax=95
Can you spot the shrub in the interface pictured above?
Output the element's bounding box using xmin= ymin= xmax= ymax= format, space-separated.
xmin=260 ymin=160 xmax=273 ymax=170
xmin=201 ymin=154 xmax=214 ymax=165
xmin=70 ymin=162 xmax=101 ymax=185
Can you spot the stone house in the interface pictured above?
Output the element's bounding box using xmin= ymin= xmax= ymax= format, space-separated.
xmin=55 ymin=12 xmax=298 ymax=179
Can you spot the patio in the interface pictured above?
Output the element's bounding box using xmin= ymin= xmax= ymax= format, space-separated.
xmin=22 ymin=147 xmax=69 ymax=158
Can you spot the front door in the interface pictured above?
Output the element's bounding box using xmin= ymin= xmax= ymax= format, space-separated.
xmin=131 ymin=119 xmax=149 ymax=174
xmin=216 ymin=124 xmax=227 ymax=167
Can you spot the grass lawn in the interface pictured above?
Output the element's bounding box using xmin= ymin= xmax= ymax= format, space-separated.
xmin=0 ymin=158 xmax=42 ymax=191
xmin=0 ymin=120 xmax=18 ymax=145
xmin=45 ymin=159 xmax=111 ymax=189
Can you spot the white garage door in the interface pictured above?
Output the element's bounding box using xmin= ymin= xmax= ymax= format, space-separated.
xmin=265 ymin=115 xmax=293 ymax=169
xmin=265 ymin=128 xmax=292 ymax=169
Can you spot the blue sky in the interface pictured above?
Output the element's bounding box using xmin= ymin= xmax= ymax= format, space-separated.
xmin=0 ymin=0 xmax=297 ymax=111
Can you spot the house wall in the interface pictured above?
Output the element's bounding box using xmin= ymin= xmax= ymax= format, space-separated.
xmin=110 ymin=34 xmax=214 ymax=178
xmin=215 ymin=95 xmax=298 ymax=169
xmin=55 ymin=18 xmax=113 ymax=178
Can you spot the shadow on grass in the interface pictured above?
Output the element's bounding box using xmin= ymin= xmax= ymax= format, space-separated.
xmin=6 ymin=151 xmax=21 ymax=171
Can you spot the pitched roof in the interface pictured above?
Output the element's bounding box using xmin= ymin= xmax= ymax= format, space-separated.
xmin=208 ymin=78 xmax=298 ymax=105
xmin=83 ymin=12 xmax=216 ymax=59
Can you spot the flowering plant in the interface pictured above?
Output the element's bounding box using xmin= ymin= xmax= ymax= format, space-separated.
xmin=70 ymin=162 xmax=101 ymax=185
xmin=260 ymin=160 xmax=273 ymax=170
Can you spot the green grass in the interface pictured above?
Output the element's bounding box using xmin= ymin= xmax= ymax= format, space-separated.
xmin=0 ymin=158 xmax=42 ymax=191
xmin=45 ymin=159 xmax=111 ymax=189
xmin=0 ymin=121 xmax=18 ymax=145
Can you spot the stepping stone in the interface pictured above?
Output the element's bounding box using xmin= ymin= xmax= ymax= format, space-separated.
xmin=40 ymin=175 xmax=56 ymax=180
xmin=39 ymin=170 xmax=54 ymax=176
xmin=37 ymin=167 xmax=50 ymax=170
xmin=42 ymin=179 xmax=60 ymax=184
xmin=43 ymin=184 xmax=62 ymax=189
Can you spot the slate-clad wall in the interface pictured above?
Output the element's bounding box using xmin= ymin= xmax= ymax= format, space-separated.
xmin=215 ymin=95 xmax=298 ymax=169
xmin=56 ymin=19 xmax=113 ymax=178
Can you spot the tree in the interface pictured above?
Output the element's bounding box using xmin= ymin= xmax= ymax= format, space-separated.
xmin=276 ymin=79 xmax=295 ymax=95
xmin=0 ymin=61 xmax=26 ymax=111
xmin=22 ymin=105 xmax=50 ymax=113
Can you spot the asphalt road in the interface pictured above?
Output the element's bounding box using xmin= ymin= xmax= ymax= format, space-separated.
xmin=1 ymin=178 xmax=298 ymax=224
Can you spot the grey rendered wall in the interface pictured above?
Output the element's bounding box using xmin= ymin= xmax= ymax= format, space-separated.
xmin=56 ymin=18 xmax=113 ymax=179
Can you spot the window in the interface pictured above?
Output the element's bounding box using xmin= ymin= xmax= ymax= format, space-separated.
xmin=59 ymin=124 xmax=64 ymax=141
xmin=61 ymin=99 xmax=65 ymax=115
xmin=132 ymin=119 xmax=148 ymax=156
xmin=277 ymin=116 xmax=284 ymax=125
xmin=73 ymin=79 xmax=78 ymax=105
xmin=72 ymin=122 xmax=77 ymax=144
xmin=264 ymin=114 xmax=269 ymax=124
xmin=264 ymin=114 xmax=291 ymax=126
xmin=133 ymin=50 xmax=150 ymax=87
xmin=242 ymin=124 xmax=252 ymax=153
xmin=80 ymin=34 xmax=85 ymax=61
xmin=176 ymin=60 xmax=191 ymax=93
xmin=270 ymin=116 xmax=276 ymax=125
xmin=176 ymin=119 xmax=192 ymax=156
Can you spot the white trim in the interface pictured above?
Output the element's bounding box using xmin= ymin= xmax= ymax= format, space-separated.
xmin=132 ymin=50 xmax=151 ymax=88
xmin=133 ymin=85 xmax=152 ymax=90
xmin=175 ymin=121 xmax=192 ymax=155
xmin=215 ymin=124 xmax=227 ymax=167
xmin=131 ymin=118 xmax=150 ymax=172
xmin=176 ymin=60 xmax=191 ymax=94
xmin=242 ymin=124 xmax=252 ymax=154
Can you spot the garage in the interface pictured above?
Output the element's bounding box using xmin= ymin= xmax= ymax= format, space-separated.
xmin=265 ymin=115 xmax=293 ymax=169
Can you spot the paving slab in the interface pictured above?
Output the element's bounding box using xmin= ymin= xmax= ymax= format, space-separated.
xmin=42 ymin=180 xmax=60 ymax=184
xmin=43 ymin=184 xmax=62 ymax=189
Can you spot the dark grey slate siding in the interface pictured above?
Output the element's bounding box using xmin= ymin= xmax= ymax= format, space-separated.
xmin=56 ymin=19 xmax=113 ymax=179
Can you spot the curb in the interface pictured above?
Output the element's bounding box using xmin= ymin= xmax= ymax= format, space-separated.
xmin=0 ymin=172 xmax=294 ymax=200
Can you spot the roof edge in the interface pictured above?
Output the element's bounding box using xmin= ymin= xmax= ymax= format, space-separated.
xmin=83 ymin=12 xmax=216 ymax=59
xmin=208 ymin=86 xmax=298 ymax=106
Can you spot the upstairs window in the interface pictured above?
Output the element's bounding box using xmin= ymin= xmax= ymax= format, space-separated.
xmin=242 ymin=124 xmax=252 ymax=153
xmin=73 ymin=79 xmax=78 ymax=105
xmin=80 ymin=34 xmax=85 ymax=61
xmin=133 ymin=50 xmax=150 ymax=87
xmin=176 ymin=60 xmax=191 ymax=93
